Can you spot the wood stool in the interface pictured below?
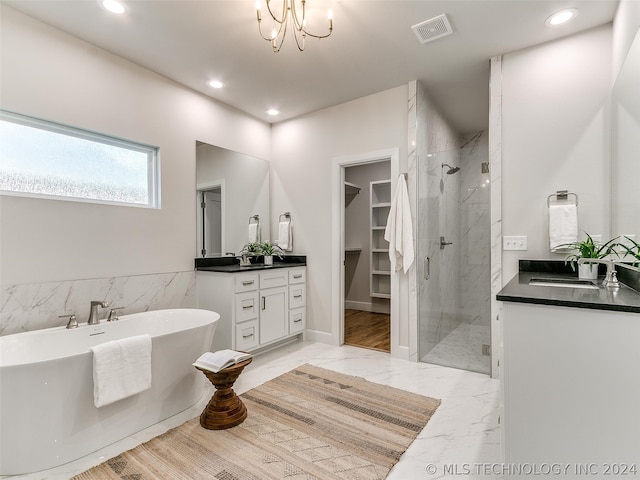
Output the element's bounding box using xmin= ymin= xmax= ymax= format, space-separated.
xmin=196 ymin=357 xmax=252 ymax=430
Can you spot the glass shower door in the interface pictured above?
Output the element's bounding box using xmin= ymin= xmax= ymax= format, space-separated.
xmin=417 ymin=135 xmax=491 ymax=375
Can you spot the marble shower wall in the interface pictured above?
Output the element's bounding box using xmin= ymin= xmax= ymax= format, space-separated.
xmin=459 ymin=131 xmax=490 ymax=327
xmin=0 ymin=271 xmax=196 ymax=336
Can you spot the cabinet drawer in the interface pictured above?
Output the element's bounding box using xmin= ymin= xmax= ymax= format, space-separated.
xmin=235 ymin=274 xmax=259 ymax=293
xmin=259 ymin=270 xmax=288 ymax=289
xmin=235 ymin=320 xmax=259 ymax=351
xmin=234 ymin=291 xmax=259 ymax=323
xmin=289 ymin=309 xmax=305 ymax=334
xmin=288 ymin=269 xmax=306 ymax=284
xmin=289 ymin=285 xmax=306 ymax=309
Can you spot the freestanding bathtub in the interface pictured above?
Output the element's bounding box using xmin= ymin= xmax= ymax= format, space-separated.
xmin=0 ymin=308 xmax=219 ymax=475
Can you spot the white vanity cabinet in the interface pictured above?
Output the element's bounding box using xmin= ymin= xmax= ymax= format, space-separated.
xmin=501 ymin=302 xmax=640 ymax=475
xmin=197 ymin=266 xmax=306 ymax=353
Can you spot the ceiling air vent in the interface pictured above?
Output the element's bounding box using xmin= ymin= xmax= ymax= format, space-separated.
xmin=411 ymin=14 xmax=453 ymax=44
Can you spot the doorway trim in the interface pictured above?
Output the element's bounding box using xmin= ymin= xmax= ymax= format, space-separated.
xmin=331 ymin=148 xmax=400 ymax=354
xmin=196 ymin=179 xmax=225 ymax=258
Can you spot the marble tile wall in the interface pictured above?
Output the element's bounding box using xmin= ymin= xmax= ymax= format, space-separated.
xmin=0 ymin=271 xmax=196 ymax=336
xmin=489 ymin=56 xmax=503 ymax=378
xmin=460 ymin=131 xmax=491 ymax=327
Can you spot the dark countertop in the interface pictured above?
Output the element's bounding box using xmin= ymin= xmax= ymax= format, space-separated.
xmin=196 ymin=263 xmax=306 ymax=273
xmin=497 ymin=260 xmax=640 ymax=314
xmin=194 ymin=255 xmax=306 ymax=273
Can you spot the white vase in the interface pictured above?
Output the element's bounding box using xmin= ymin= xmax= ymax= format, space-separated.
xmin=264 ymin=255 xmax=273 ymax=266
xmin=578 ymin=263 xmax=598 ymax=280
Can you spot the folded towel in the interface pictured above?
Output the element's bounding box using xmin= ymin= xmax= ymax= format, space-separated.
xmin=277 ymin=221 xmax=292 ymax=251
xmin=248 ymin=223 xmax=260 ymax=243
xmin=384 ymin=175 xmax=414 ymax=273
xmin=90 ymin=334 xmax=152 ymax=408
xmin=549 ymin=204 xmax=578 ymax=251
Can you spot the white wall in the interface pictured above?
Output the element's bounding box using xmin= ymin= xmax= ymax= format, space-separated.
xmin=613 ymin=0 xmax=640 ymax=80
xmin=501 ymin=24 xmax=612 ymax=281
xmin=0 ymin=6 xmax=271 ymax=286
xmin=0 ymin=7 xmax=271 ymax=333
xmin=270 ymin=86 xmax=408 ymax=338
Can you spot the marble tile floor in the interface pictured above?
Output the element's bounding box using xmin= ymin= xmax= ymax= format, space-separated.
xmin=421 ymin=322 xmax=492 ymax=375
xmin=5 ymin=341 xmax=502 ymax=480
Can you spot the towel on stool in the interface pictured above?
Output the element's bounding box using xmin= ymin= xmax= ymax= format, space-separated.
xmin=549 ymin=204 xmax=578 ymax=251
xmin=90 ymin=334 xmax=152 ymax=408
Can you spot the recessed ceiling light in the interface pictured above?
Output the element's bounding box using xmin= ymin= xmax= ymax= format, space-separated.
xmin=545 ymin=8 xmax=578 ymax=27
xmin=266 ymin=109 xmax=280 ymax=116
xmin=208 ymin=80 xmax=224 ymax=89
xmin=100 ymin=0 xmax=127 ymax=14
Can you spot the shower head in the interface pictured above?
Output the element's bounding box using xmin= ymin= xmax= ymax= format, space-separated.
xmin=441 ymin=163 xmax=460 ymax=175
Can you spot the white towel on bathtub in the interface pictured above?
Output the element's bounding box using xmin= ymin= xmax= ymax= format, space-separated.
xmin=90 ymin=334 xmax=152 ymax=408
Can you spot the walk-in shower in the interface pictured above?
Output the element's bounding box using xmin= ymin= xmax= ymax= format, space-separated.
xmin=418 ymin=132 xmax=491 ymax=375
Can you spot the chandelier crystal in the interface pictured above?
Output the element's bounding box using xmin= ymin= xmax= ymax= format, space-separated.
xmin=256 ymin=0 xmax=333 ymax=52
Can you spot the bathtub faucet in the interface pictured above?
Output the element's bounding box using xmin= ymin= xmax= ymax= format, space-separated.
xmin=87 ymin=300 xmax=109 ymax=325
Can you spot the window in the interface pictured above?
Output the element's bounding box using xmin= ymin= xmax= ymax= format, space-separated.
xmin=0 ymin=110 xmax=159 ymax=208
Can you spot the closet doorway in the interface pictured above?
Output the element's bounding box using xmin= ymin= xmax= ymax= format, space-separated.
xmin=343 ymin=161 xmax=391 ymax=352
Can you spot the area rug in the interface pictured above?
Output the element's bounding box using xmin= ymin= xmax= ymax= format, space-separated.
xmin=74 ymin=364 xmax=441 ymax=480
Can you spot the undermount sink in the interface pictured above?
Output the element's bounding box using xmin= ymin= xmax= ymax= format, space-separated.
xmin=528 ymin=277 xmax=599 ymax=290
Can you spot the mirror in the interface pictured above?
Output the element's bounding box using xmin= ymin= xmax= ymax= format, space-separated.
xmin=611 ymin=27 xmax=640 ymax=240
xmin=196 ymin=142 xmax=270 ymax=257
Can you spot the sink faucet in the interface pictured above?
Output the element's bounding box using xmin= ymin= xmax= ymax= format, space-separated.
xmin=87 ymin=300 xmax=109 ymax=325
xmin=577 ymin=258 xmax=620 ymax=288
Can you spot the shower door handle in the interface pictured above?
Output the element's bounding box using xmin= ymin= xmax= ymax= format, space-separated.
xmin=424 ymin=256 xmax=430 ymax=280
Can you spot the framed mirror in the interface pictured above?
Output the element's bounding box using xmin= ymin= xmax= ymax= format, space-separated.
xmin=611 ymin=27 xmax=640 ymax=241
xmin=196 ymin=142 xmax=270 ymax=257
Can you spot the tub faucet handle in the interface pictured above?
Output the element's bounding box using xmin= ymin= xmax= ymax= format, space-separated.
xmin=107 ymin=307 xmax=124 ymax=322
xmin=59 ymin=314 xmax=78 ymax=329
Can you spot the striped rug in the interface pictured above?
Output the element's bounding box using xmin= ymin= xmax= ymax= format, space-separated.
xmin=74 ymin=364 xmax=441 ymax=480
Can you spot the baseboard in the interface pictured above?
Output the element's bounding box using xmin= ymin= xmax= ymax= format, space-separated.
xmin=304 ymin=329 xmax=339 ymax=346
xmin=392 ymin=344 xmax=410 ymax=361
xmin=344 ymin=301 xmax=390 ymax=315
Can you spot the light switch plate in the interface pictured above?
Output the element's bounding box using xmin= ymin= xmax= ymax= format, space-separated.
xmin=503 ymin=235 xmax=528 ymax=251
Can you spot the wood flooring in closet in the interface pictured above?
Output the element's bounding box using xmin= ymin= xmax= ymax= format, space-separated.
xmin=343 ymin=309 xmax=390 ymax=352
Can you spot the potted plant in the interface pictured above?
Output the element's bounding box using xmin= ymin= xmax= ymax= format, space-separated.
xmin=260 ymin=241 xmax=284 ymax=266
xmin=239 ymin=242 xmax=262 ymax=265
xmin=615 ymin=236 xmax=640 ymax=267
xmin=557 ymin=233 xmax=619 ymax=279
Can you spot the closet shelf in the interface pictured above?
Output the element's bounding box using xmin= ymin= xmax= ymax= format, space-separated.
xmin=371 ymin=293 xmax=391 ymax=299
xmin=372 ymin=270 xmax=391 ymax=276
xmin=370 ymin=179 xmax=392 ymax=300
xmin=345 ymin=181 xmax=362 ymax=196
xmin=345 ymin=248 xmax=362 ymax=254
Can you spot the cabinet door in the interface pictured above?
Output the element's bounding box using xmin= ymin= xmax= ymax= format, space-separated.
xmin=259 ymin=286 xmax=288 ymax=345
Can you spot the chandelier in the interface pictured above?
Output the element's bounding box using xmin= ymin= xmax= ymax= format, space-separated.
xmin=256 ymin=0 xmax=333 ymax=52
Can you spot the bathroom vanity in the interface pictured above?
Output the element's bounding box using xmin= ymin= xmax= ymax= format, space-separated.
xmin=196 ymin=257 xmax=306 ymax=353
xmin=497 ymin=261 xmax=640 ymax=477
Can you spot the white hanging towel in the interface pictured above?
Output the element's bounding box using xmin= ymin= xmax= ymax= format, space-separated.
xmin=384 ymin=175 xmax=414 ymax=273
xmin=277 ymin=221 xmax=292 ymax=251
xmin=549 ymin=204 xmax=578 ymax=251
xmin=90 ymin=334 xmax=152 ymax=408
xmin=248 ymin=222 xmax=260 ymax=243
